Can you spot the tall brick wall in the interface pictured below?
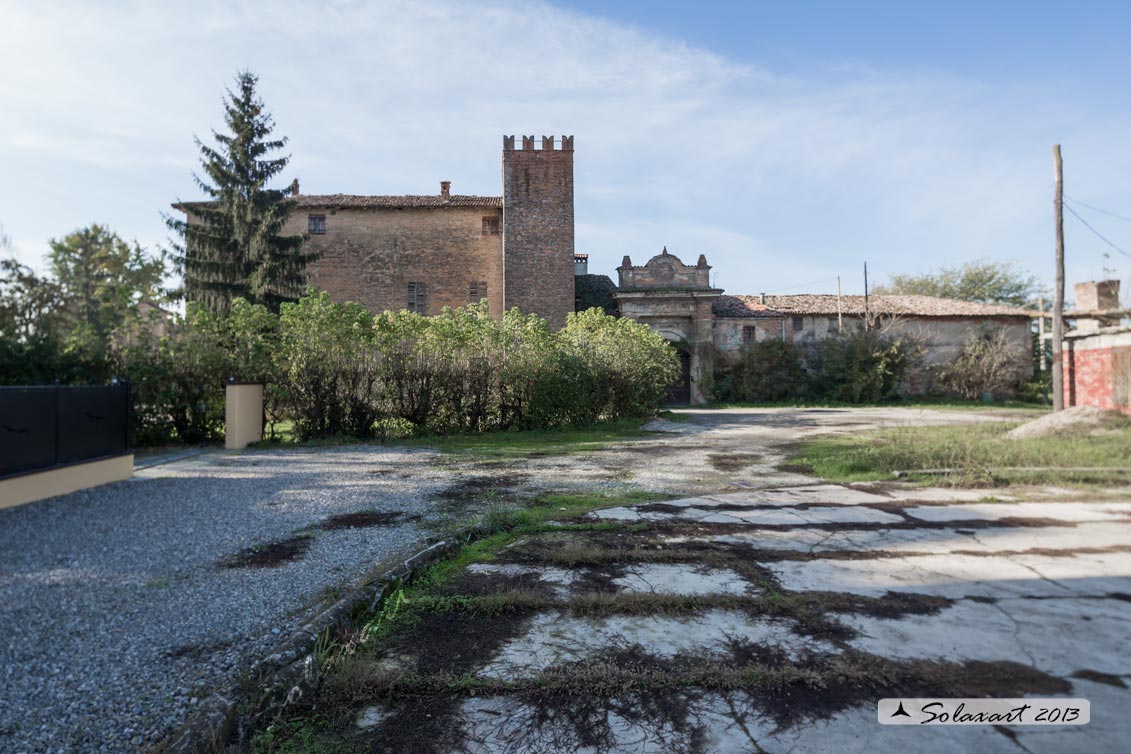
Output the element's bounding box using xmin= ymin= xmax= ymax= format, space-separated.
xmin=502 ymin=135 xmax=575 ymax=330
xmin=291 ymin=207 xmax=504 ymax=318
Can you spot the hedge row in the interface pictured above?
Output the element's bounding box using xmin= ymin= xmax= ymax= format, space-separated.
xmin=115 ymin=291 xmax=679 ymax=444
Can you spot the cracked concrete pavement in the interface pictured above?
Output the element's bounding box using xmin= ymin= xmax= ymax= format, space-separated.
xmin=280 ymin=407 xmax=1131 ymax=753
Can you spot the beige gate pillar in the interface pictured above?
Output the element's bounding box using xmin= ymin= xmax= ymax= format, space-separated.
xmin=225 ymin=382 xmax=264 ymax=450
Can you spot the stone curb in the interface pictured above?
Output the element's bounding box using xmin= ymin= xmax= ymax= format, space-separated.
xmin=158 ymin=525 xmax=486 ymax=754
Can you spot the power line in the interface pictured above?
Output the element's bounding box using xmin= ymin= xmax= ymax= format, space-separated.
xmin=1063 ymin=201 xmax=1131 ymax=260
xmin=1064 ymin=194 xmax=1131 ymax=224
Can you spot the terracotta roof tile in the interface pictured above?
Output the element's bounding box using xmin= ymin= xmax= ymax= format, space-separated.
xmin=712 ymin=295 xmax=781 ymax=318
xmin=174 ymin=194 xmax=502 ymax=211
xmin=716 ymin=294 xmax=1032 ymax=319
xmin=295 ymin=194 xmax=502 ymax=209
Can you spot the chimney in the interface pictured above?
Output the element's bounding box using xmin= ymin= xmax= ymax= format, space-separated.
xmin=290 ymin=178 xmax=300 ymax=196
xmin=760 ymin=292 xmax=767 ymax=305
xmin=1074 ymin=280 xmax=1121 ymax=331
xmin=440 ymin=181 xmax=451 ymax=201
xmin=1075 ymin=280 xmax=1120 ymax=312
xmin=573 ymin=253 xmax=588 ymax=276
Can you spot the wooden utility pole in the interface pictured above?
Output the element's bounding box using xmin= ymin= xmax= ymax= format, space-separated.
xmin=1037 ymin=296 xmax=1047 ymax=372
xmin=863 ymin=262 xmax=871 ymax=331
xmin=1052 ymin=145 xmax=1066 ymax=412
xmin=836 ymin=275 xmax=844 ymax=333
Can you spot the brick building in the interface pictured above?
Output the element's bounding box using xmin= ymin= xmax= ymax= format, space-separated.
xmin=178 ymin=135 xmax=1041 ymax=404
xmin=713 ymin=292 xmax=1033 ymax=368
xmin=613 ymin=249 xmax=1034 ymax=403
xmin=1063 ymin=280 xmax=1131 ymax=413
xmin=186 ymin=135 xmax=576 ymax=329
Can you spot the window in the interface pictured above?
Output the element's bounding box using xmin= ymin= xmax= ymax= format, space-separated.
xmin=308 ymin=214 xmax=326 ymax=234
xmin=741 ymin=326 xmax=756 ymax=344
xmin=482 ymin=216 xmax=500 ymax=235
xmin=791 ymin=316 xmax=804 ymax=332
xmin=406 ymin=282 xmax=427 ymax=314
xmin=468 ymin=281 xmax=488 ymax=303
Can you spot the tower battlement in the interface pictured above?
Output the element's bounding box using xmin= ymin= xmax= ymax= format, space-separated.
xmin=503 ymin=135 xmax=574 ymax=152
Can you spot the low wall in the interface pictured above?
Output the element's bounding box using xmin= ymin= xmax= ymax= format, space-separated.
xmin=0 ymin=453 xmax=134 ymax=510
xmin=1063 ymin=330 xmax=1131 ymax=414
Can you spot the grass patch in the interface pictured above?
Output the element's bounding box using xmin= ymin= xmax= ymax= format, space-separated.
xmin=398 ymin=418 xmax=651 ymax=458
xmin=655 ymin=410 xmax=693 ymax=423
xmin=797 ymin=420 xmax=1131 ymax=487
xmin=252 ymin=416 xmax=652 ymax=453
xmin=702 ymin=398 xmax=1046 ymax=411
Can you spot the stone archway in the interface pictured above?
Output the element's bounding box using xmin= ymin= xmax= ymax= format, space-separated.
xmin=613 ymin=249 xmax=722 ymax=405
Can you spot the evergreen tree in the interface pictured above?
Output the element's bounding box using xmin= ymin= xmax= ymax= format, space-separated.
xmin=168 ymin=71 xmax=316 ymax=314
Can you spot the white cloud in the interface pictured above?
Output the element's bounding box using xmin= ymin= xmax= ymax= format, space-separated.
xmin=1 ymin=0 xmax=1128 ymax=294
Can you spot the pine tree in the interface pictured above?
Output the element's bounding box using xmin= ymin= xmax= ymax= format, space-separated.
xmin=168 ymin=71 xmax=316 ymax=314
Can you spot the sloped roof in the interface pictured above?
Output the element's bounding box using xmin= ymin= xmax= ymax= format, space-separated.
xmin=712 ymin=295 xmax=781 ymax=318
xmin=294 ymin=194 xmax=502 ymax=209
xmin=174 ymin=194 xmax=502 ymax=212
xmin=715 ymin=294 xmax=1032 ymax=319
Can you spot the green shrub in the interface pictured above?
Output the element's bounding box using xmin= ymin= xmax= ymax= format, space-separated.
xmin=115 ymin=305 xmax=231 ymax=444
xmin=807 ymin=329 xmax=922 ymax=402
xmin=86 ymin=292 xmax=680 ymax=445
xmin=714 ymin=340 xmax=808 ymax=402
xmin=561 ymin=308 xmax=680 ymax=420
xmin=712 ymin=329 xmax=921 ymax=404
xmin=276 ymin=291 xmax=382 ymax=439
xmin=938 ymin=329 xmax=1027 ymax=401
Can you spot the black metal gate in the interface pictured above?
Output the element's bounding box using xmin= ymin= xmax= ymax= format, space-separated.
xmin=665 ymin=351 xmax=691 ymax=405
xmin=0 ymin=383 xmax=131 ymax=479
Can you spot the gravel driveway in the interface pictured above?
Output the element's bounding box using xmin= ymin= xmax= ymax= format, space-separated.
xmin=0 ymin=445 xmax=460 ymax=753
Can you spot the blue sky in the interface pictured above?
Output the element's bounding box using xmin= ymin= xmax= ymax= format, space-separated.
xmin=2 ymin=0 xmax=1130 ymax=301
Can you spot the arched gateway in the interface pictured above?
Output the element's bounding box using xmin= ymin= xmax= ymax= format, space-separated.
xmin=613 ymin=248 xmax=721 ymax=405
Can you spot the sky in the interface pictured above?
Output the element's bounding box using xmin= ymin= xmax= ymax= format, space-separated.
xmin=2 ymin=0 xmax=1131 ymax=301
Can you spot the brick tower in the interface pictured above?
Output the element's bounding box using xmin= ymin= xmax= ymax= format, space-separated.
xmin=502 ymin=135 xmax=575 ymax=329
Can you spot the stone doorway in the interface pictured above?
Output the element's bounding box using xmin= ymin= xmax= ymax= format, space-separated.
xmin=666 ymin=349 xmax=692 ymax=405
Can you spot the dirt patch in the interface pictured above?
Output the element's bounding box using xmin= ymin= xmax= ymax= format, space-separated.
xmin=814 ymin=590 xmax=953 ymax=618
xmin=634 ymin=502 xmax=693 ymax=514
xmin=1007 ymin=405 xmax=1126 ymax=439
xmin=1070 ymin=669 xmax=1128 ymax=688
xmin=707 ymin=452 xmax=762 ymax=472
xmin=612 ymin=516 xmax=1080 ymax=538
xmin=752 ymin=654 xmax=1072 ymax=733
xmin=218 ymin=535 xmax=312 ymax=569
xmin=316 ymin=510 xmax=420 ymax=530
xmin=571 ymin=564 xmax=629 ymax=594
xmin=436 ymin=474 xmax=529 ymax=510
xmin=324 ymin=605 xmax=537 ymax=754
xmin=777 ymin=462 xmax=815 ymax=474
xmin=441 ymin=570 xmax=560 ymax=599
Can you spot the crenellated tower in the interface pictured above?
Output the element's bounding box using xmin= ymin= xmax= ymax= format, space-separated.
xmin=502 ymin=134 xmax=575 ymax=329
